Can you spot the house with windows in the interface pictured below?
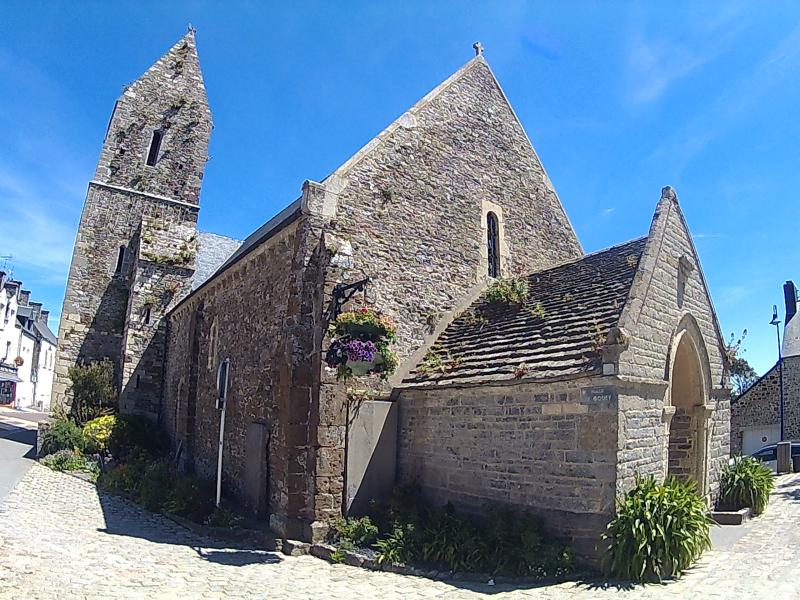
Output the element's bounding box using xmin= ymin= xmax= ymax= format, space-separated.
xmin=731 ymin=281 xmax=800 ymax=455
xmin=55 ymin=31 xmax=731 ymax=563
xmin=0 ymin=273 xmax=57 ymax=410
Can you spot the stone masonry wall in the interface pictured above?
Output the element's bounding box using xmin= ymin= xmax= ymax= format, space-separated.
xmin=615 ymin=382 xmax=670 ymax=493
xmin=93 ymin=32 xmax=212 ymax=205
xmin=309 ymin=56 xmax=584 ymax=538
xmin=616 ymin=191 xmax=730 ymax=500
xmin=162 ymin=221 xmax=301 ymax=531
xmin=396 ymin=378 xmax=618 ymax=561
xmin=54 ymin=186 xmax=199 ymax=406
xmin=53 ymin=31 xmax=211 ymax=410
xmin=120 ymin=217 xmax=198 ymax=417
xmin=731 ymin=356 xmax=800 ymax=454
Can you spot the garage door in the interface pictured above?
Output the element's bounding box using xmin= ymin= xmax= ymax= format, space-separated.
xmin=742 ymin=425 xmax=781 ymax=455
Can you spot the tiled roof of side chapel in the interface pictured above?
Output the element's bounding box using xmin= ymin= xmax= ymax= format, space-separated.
xmin=402 ymin=237 xmax=648 ymax=387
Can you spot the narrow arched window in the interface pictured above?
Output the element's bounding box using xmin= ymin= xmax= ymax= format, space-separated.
xmin=143 ymin=304 xmax=152 ymax=325
xmin=115 ymin=245 xmax=126 ymax=274
xmin=487 ymin=212 xmax=500 ymax=278
xmin=145 ymin=130 xmax=163 ymax=166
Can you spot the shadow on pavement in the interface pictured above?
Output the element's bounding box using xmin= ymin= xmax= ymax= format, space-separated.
xmin=0 ymin=426 xmax=37 ymax=459
xmin=95 ymin=487 xmax=283 ymax=567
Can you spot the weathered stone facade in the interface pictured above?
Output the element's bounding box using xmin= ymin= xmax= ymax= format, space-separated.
xmin=394 ymin=188 xmax=730 ymax=563
xmin=53 ymin=31 xmax=219 ymax=416
xmin=59 ymin=35 xmax=730 ymax=560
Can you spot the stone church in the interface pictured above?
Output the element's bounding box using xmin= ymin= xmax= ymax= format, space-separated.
xmin=55 ymin=31 xmax=731 ymax=561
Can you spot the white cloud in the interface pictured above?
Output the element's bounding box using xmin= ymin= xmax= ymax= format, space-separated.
xmin=0 ymin=168 xmax=77 ymax=280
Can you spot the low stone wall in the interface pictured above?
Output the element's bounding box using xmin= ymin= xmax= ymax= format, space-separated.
xmin=396 ymin=378 xmax=618 ymax=562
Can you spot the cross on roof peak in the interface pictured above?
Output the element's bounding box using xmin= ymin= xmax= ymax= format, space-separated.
xmin=473 ymin=41 xmax=484 ymax=56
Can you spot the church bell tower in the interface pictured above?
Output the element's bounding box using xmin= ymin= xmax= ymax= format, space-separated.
xmin=53 ymin=30 xmax=213 ymax=416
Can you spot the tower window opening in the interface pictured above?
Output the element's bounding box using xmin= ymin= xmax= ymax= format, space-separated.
xmin=146 ymin=130 xmax=163 ymax=166
xmin=487 ymin=211 xmax=500 ymax=278
xmin=115 ymin=246 xmax=126 ymax=274
xmin=135 ymin=374 xmax=141 ymax=389
xmin=143 ymin=305 xmax=152 ymax=325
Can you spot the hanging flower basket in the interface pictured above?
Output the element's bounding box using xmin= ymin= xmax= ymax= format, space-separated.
xmin=326 ymin=308 xmax=398 ymax=380
xmin=13 ymin=356 xmax=23 ymax=367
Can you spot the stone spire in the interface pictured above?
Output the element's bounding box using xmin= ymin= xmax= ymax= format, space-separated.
xmin=93 ymin=31 xmax=213 ymax=205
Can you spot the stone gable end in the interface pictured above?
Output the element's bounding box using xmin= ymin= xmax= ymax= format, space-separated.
xmin=615 ymin=191 xmax=730 ymax=496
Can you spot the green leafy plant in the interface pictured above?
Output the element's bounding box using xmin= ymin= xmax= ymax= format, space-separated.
xmin=419 ymin=504 xmax=487 ymax=572
xmin=366 ymin=485 xmax=573 ymax=577
xmin=332 ymin=516 xmax=380 ymax=548
xmin=603 ymin=476 xmax=713 ymax=582
xmin=375 ymin=523 xmax=417 ymax=566
xmin=67 ymin=361 xmax=117 ymax=426
xmin=137 ymin=461 xmax=176 ymax=512
xmin=718 ymin=456 xmax=774 ymax=515
xmin=417 ymin=348 xmax=462 ymax=375
xmin=40 ymin=418 xmax=85 ymax=455
xmin=165 ymin=475 xmax=216 ymax=520
xmin=485 ymin=277 xmax=529 ymax=305
xmin=41 ymin=449 xmax=100 ymax=481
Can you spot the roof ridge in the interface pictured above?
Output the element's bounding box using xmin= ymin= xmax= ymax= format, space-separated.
xmin=525 ymin=236 xmax=648 ymax=279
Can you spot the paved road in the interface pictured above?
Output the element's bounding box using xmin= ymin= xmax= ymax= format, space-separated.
xmin=1 ymin=465 xmax=799 ymax=599
xmin=0 ymin=411 xmax=38 ymax=502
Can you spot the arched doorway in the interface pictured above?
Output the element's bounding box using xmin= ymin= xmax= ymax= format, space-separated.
xmin=667 ymin=329 xmax=708 ymax=488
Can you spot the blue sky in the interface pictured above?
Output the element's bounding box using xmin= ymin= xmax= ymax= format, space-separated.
xmin=1 ymin=1 xmax=798 ymax=374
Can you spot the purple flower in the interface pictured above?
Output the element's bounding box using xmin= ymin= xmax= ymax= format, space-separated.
xmin=346 ymin=339 xmax=377 ymax=362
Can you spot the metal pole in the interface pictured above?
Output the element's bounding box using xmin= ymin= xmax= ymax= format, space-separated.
xmin=777 ymin=323 xmax=785 ymax=441
xmin=216 ymin=401 xmax=226 ymax=507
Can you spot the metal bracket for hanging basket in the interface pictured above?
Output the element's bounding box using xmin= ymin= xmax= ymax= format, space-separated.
xmin=326 ymin=277 xmax=370 ymax=322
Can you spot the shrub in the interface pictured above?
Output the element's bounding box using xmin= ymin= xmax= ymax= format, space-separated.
xmin=40 ymin=418 xmax=85 ymax=455
xmin=137 ymin=461 xmax=175 ymax=512
xmin=485 ymin=506 xmax=573 ymax=577
xmin=82 ymin=415 xmax=116 ymax=453
xmin=97 ymin=461 xmax=146 ymax=495
xmin=719 ymin=456 xmax=774 ymax=515
xmin=107 ymin=414 xmax=169 ymax=460
xmin=332 ymin=516 xmax=379 ymax=548
xmin=419 ymin=504 xmax=486 ymax=572
xmin=164 ymin=475 xmax=215 ymax=521
xmin=485 ymin=277 xmax=529 ymax=305
xmin=604 ymin=476 xmax=713 ymax=582
xmin=41 ymin=449 xmax=100 ymax=481
xmin=67 ymin=361 xmax=116 ymax=426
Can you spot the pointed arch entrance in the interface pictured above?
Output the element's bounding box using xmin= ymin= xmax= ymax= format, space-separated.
xmin=666 ymin=318 xmax=712 ymax=494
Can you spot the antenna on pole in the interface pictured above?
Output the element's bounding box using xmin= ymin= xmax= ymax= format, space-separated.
xmin=0 ymin=255 xmax=14 ymax=278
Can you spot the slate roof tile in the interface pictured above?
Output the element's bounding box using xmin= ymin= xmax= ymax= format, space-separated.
xmin=403 ymin=236 xmax=647 ymax=387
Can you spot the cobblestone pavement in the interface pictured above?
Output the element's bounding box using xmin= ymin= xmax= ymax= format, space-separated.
xmin=1 ymin=466 xmax=799 ymax=599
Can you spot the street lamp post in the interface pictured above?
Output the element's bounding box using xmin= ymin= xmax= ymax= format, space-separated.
xmin=770 ymin=305 xmax=785 ymax=441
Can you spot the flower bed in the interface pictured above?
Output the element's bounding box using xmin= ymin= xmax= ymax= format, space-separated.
xmin=322 ymin=486 xmax=574 ymax=580
xmin=325 ymin=307 xmax=398 ymax=379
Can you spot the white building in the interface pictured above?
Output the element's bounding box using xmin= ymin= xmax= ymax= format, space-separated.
xmin=0 ymin=274 xmax=57 ymax=411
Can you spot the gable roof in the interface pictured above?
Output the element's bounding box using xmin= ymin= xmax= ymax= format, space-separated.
xmin=402 ymin=237 xmax=648 ymax=388
xmin=180 ymin=53 xmax=582 ymax=305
